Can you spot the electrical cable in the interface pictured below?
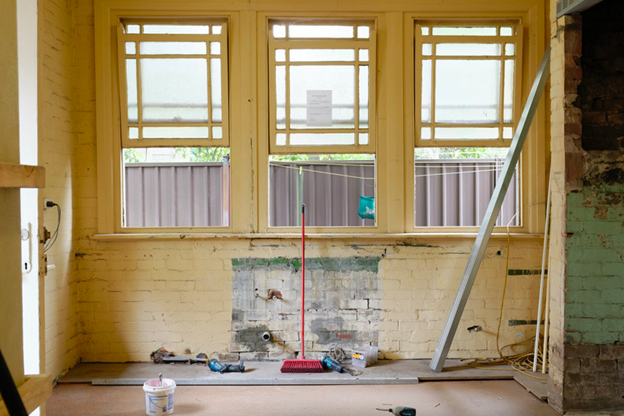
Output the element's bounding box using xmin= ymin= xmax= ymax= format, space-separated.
xmin=44 ymin=204 xmax=61 ymax=253
xmin=328 ymin=345 xmax=349 ymax=363
xmin=460 ymin=214 xmax=548 ymax=381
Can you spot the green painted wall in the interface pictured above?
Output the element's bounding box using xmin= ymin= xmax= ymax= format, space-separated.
xmin=565 ymin=183 xmax=624 ymax=344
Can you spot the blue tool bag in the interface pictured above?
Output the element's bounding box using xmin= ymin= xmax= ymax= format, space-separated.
xmin=358 ymin=196 xmax=375 ymax=220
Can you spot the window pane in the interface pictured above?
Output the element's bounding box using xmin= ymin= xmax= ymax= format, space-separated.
xmin=434 ymin=127 xmax=499 ymax=140
xmin=421 ymin=60 xmax=432 ymax=123
xmin=422 ymin=43 xmax=432 ymax=56
xmin=276 ymin=133 xmax=286 ymax=146
xmin=421 ymin=26 xmax=430 ymax=35
xmin=142 ymin=25 xmax=210 ymax=34
xmin=359 ymin=66 xmax=369 ymax=129
xmin=276 ymin=65 xmax=286 ymax=129
xmin=126 ymin=24 xmax=140 ymax=34
xmin=123 ymin=147 xmax=230 ymax=228
xmin=140 ymin=42 xmax=207 ymax=55
xmin=505 ymin=44 xmax=515 ymax=56
xmin=504 ymin=60 xmax=515 ymax=123
xmin=273 ymin=25 xmax=286 ymax=38
xmin=436 ymin=43 xmax=501 ymax=56
xmin=357 ymin=26 xmax=370 ymax=39
xmin=126 ymin=42 xmax=136 ymax=55
xmin=290 ymin=49 xmax=355 ymax=62
xmin=435 ymin=60 xmax=501 ymax=123
xmin=432 ymin=26 xmax=497 ymax=36
xmin=276 ymin=49 xmax=286 ymax=62
xmin=421 ymin=127 xmax=431 ymax=140
xmin=210 ymin=42 xmax=221 ymax=55
xmin=414 ymin=147 xmax=518 ymax=227
xmin=141 ymin=58 xmax=209 ymax=123
xmin=129 ymin=127 xmax=139 ymax=139
xmin=289 ymin=25 xmax=354 ymax=39
xmin=143 ymin=126 xmax=209 ymax=139
xmin=290 ymin=66 xmax=355 ymax=129
xmin=212 ymin=126 xmax=222 ymax=139
xmin=359 ymin=49 xmax=369 ymax=62
xmin=212 ymin=25 xmax=222 ymax=35
xmin=500 ymin=27 xmax=513 ymax=36
xmin=503 ymin=127 xmax=513 ymax=139
xmin=290 ymin=133 xmax=355 ymax=146
xmin=211 ymin=58 xmax=222 ymax=123
xmin=269 ymin=155 xmax=375 ymax=227
xmin=126 ymin=59 xmax=138 ymax=123
xmin=359 ymin=133 xmax=369 ymax=145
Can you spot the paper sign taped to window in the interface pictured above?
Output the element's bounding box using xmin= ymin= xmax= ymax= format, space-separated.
xmin=306 ymin=90 xmax=332 ymax=127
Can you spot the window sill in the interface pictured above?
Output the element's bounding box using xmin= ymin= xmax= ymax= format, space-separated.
xmin=91 ymin=232 xmax=545 ymax=241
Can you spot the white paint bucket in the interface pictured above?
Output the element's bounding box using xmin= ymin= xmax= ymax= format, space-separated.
xmin=143 ymin=378 xmax=176 ymax=415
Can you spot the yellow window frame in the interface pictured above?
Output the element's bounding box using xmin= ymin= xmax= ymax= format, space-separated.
xmin=267 ymin=19 xmax=377 ymax=154
xmin=116 ymin=18 xmax=230 ymax=148
xmin=97 ymin=9 xmax=250 ymax=235
xmin=414 ymin=20 xmax=524 ymax=148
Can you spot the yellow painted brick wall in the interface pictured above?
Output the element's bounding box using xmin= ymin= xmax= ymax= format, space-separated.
xmin=75 ymin=237 xmax=544 ymax=362
xmin=40 ymin=0 xmax=81 ymax=380
xmin=63 ymin=0 xmax=549 ymax=365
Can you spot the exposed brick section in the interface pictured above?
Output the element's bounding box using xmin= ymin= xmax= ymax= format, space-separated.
xmin=578 ymin=0 xmax=624 ymax=151
xmin=230 ymin=257 xmax=382 ymax=360
xmin=548 ymin=10 xmax=584 ymax=413
xmin=562 ymin=344 xmax=624 ymax=410
xmin=548 ymin=0 xmax=624 ymax=412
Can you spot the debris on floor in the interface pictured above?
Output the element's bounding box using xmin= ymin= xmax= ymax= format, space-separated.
xmin=209 ymin=359 xmax=246 ymax=373
xmin=150 ymin=347 xmax=209 ymax=365
xmin=376 ymin=406 xmax=416 ymax=415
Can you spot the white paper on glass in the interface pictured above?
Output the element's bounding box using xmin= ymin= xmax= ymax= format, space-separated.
xmin=306 ymin=90 xmax=333 ymax=127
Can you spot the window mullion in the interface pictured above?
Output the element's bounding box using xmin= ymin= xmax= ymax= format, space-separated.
xmin=431 ymin=47 xmax=437 ymax=141
xmin=206 ymin=45 xmax=213 ymax=139
xmin=499 ymin=55 xmax=505 ymax=143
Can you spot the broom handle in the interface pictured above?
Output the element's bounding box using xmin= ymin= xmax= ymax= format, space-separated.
xmin=301 ymin=204 xmax=306 ymax=360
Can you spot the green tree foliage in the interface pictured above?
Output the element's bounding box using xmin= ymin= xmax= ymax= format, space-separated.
xmin=414 ymin=147 xmax=508 ymax=160
xmin=123 ymin=147 xmax=230 ymax=163
xmin=173 ymin=147 xmax=230 ymax=162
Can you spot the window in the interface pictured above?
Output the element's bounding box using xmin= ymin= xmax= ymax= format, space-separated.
xmin=116 ymin=19 xmax=230 ymax=228
xmin=97 ymin=6 xmax=543 ymax=236
xmin=267 ymin=20 xmax=377 ymax=228
xmin=414 ymin=21 xmax=522 ymax=227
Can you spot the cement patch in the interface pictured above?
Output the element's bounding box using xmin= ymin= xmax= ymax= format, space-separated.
xmin=230 ymin=256 xmax=381 ymax=359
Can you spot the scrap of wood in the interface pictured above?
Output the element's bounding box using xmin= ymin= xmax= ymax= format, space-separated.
xmin=0 ymin=162 xmax=45 ymax=188
xmin=0 ymin=374 xmax=52 ymax=416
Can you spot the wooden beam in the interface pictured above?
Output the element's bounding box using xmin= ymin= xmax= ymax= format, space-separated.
xmin=0 ymin=163 xmax=45 ymax=189
xmin=0 ymin=374 xmax=52 ymax=416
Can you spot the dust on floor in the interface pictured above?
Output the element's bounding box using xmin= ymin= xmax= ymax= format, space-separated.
xmin=47 ymin=380 xmax=558 ymax=416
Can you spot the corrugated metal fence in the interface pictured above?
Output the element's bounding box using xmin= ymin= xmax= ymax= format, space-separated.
xmin=270 ymin=161 xmax=376 ymax=227
xmin=125 ymin=162 xmax=227 ymax=227
xmin=415 ymin=159 xmax=518 ymax=227
xmin=124 ymin=159 xmax=518 ymax=228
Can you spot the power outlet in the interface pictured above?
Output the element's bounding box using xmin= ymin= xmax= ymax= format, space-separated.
xmin=44 ymin=199 xmax=54 ymax=209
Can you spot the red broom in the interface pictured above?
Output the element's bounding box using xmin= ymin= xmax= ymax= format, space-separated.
xmin=280 ymin=204 xmax=324 ymax=373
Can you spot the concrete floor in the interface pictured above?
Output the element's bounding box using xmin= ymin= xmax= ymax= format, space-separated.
xmin=57 ymin=360 xmax=549 ymax=400
xmin=47 ymin=381 xmax=558 ymax=416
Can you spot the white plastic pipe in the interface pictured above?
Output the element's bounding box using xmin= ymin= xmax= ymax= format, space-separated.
xmin=533 ymin=166 xmax=552 ymax=372
xmin=542 ymin=259 xmax=551 ymax=374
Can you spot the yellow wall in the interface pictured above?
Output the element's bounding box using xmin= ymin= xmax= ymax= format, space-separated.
xmin=41 ymin=0 xmax=550 ymax=375
xmin=0 ymin=0 xmax=25 ymax=387
xmin=40 ymin=0 xmax=82 ymax=380
xmin=77 ymin=237 xmax=545 ymax=361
